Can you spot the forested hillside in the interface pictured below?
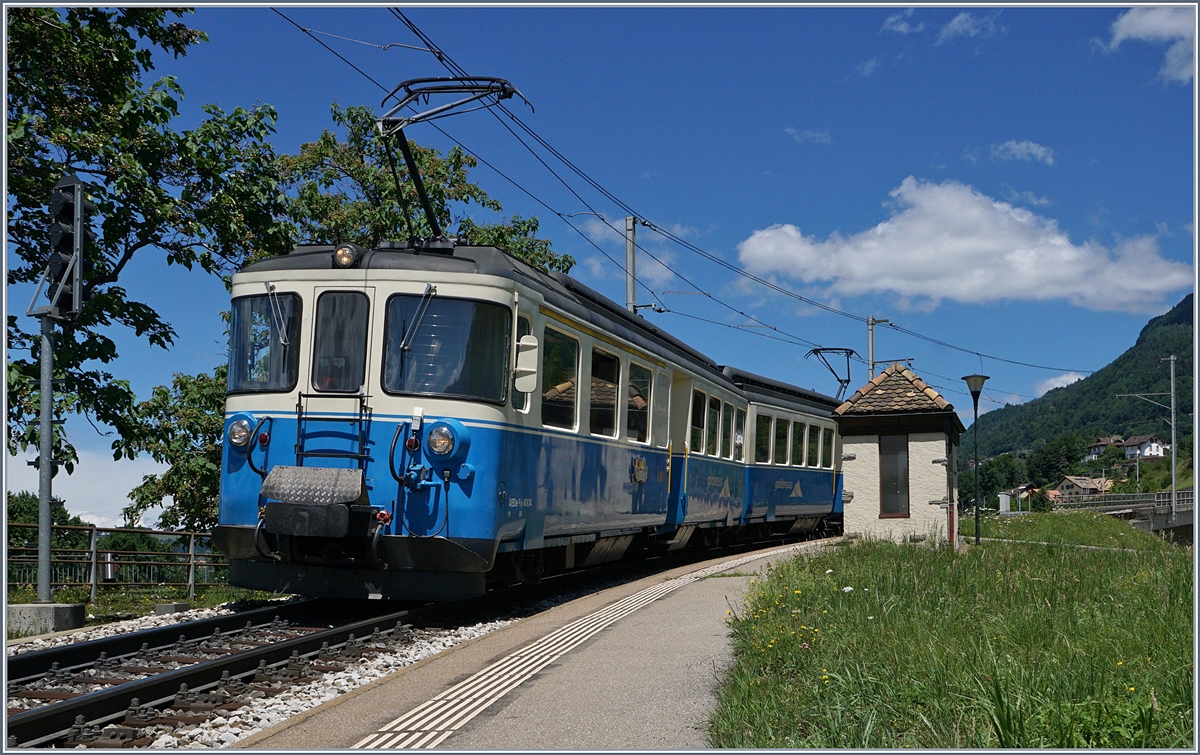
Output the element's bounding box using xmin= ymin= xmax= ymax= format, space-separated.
xmin=969 ymin=294 xmax=1193 ymax=459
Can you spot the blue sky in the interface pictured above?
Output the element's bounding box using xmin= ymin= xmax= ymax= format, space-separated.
xmin=6 ymin=5 xmax=1195 ymax=526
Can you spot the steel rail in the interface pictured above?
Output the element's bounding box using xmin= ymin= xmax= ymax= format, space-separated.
xmin=6 ymin=600 xmax=320 ymax=682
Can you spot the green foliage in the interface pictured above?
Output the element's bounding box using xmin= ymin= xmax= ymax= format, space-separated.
xmin=5 ymin=489 xmax=89 ymax=550
xmin=1026 ymin=434 xmax=1089 ymax=487
xmin=710 ymin=535 xmax=1192 ymax=748
xmin=277 ymin=103 xmax=573 ymax=273
xmin=6 ymin=8 xmax=292 ymax=469
xmin=111 ymin=366 xmax=227 ymax=531
xmin=961 ymin=510 xmax=1168 ymax=550
xmin=1028 ymin=489 xmax=1052 ymax=512
xmin=969 ymin=294 xmax=1192 ymax=459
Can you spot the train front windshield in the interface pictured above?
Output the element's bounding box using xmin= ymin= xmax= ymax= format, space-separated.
xmin=227 ymin=293 xmax=301 ymax=393
xmin=383 ymin=295 xmax=511 ymax=403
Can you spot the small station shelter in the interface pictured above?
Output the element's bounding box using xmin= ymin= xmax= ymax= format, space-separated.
xmin=833 ymin=364 xmax=964 ymax=545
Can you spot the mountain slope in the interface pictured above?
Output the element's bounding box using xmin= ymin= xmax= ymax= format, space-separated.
xmin=971 ymin=294 xmax=1193 ymax=459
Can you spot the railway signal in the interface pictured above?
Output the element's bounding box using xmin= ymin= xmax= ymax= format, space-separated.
xmin=45 ymin=173 xmax=97 ymax=318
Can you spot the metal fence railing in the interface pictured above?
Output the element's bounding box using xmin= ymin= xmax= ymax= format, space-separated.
xmin=1055 ymin=489 xmax=1194 ymax=511
xmin=6 ymin=523 xmax=229 ymax=602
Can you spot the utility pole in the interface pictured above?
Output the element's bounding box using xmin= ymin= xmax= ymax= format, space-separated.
xmin=867 ymin=316 xmax=889 ymax=378
xmin=36 ymin=316 xmax=53 ymax=603
xmin=1115 ymin=353 xmax=1177 ymax=521
xmin=625 ymin=216 xmax=636 ymax=313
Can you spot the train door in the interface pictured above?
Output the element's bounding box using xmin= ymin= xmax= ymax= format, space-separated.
xmin=666 ymin=372 xmax=693 ymax=524
xmin=298 ymin=286 xmax=375 ymax=470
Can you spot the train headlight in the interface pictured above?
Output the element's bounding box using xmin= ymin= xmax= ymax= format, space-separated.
xmin=333 ymin=244 xmax=359 ymax=268
xmin=228 ymin=419 xmax=253 ymax=447
xmin=428 ymin=425 xmax=455 ymax=456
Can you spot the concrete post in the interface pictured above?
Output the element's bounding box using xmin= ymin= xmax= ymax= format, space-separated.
xmin=37 ymin=315 xmax=54 ymax=603
xmin=188 ymin=533 xmax=196 ymax=602
xmin=89 ymin=525 xmax=98 ymax=604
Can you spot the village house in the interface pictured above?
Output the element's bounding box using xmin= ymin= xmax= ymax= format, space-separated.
xmin=1121 ymin=434 xmax=1166 ymax=460
xmin=1087 ymin=436 xmax=1123 ymax=461
xmin=1053 ymin=475 xmax=1115 ymax=496
xmin=834 ymin=364 xmax=963 ymax=546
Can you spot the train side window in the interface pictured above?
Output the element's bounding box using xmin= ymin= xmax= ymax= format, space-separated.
xmin=755 ymin=414 xmax=772 ymax=463
xmin=734 ymin=408 xmax=746 ymax=461
xmin=791 ymin=422 xmax=807 ymax=466
xmin=807 ymin=424 xmax=821 ymax=467
xmin=652 ymin=372 xmax=670 ymax=447
xmin=821 ymin=426 xmax=835 ymax=469
xmin=512 ymin=316 xmax=531 ymax=411
xmin=774 ymin=418 xmax=790 ymax=465
xmin=541 ymin=328 xmax=579 ymax=430
xmin=627 ymin=363 xmax=651 ymax=443
xmin=705 ymin=396 xmax=721 ymax=456
xmin=720 ymin=402 xmax=734 ymax=458
xmin=591 ymin=349 xmax=619 ymax=437
xmin=312 ymin=291 xmax=369 ymax=392
xmin=690 ymin=390 xmax=706 ymax=453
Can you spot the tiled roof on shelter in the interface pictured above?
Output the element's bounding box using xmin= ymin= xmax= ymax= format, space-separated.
xmin=835 ymin=363 xmax=955 ymax=416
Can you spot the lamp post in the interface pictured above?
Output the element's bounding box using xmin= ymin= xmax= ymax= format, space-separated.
xmin=962 ymin=374 xmax=989 ymax=545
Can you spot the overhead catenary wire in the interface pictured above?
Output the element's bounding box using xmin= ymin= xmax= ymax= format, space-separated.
xmin=390 ymin=8 xmax=1097 ymax=377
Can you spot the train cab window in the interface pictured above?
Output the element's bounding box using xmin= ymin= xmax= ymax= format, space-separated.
xmin=383 ymin=296 xmax=511 ymax=403
xmin=512 ymin=316 xmax=531 ymax=411
xmin=690 ymin=390 xmax=706 ymax=453
xmin=791 ymin=422 xmax=807 ymax=466
xmin=652 ymin=372 xmax=670 ymax=447
xmin=590 ymin=349 xmax=619 ymax=437
xmin=312 ymin=291 xmax=369 ymax=392
xmin=807 ymin=425 xmax=821 ymax=467
xmin=541 ymin=328 xmax=579 ymax=429
xmin=755 ymin=415 xmax=772 ymax=463
xmin=720 ymin=402 xmax=734 ymax=458
xmin=822 ymin=427 xmax=835 ymax=469
xmin=705 ymin=396 xmax=721 ymax=456
xmin=227 ymin=293 xmax=301 ymax=393
xmin=774 ymin=418 xmax=790 ymax=465
xmin=627 ymin=363 xmax=651 ymax=443
xmin=734 ymin=408 xmax=746 ymax=461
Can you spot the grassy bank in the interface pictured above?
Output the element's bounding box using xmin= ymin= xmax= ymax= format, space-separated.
xmin=962 ymin=510 xmax=1172 ymax=550
xmin=709 ymin=536 xmax=1193 ymax=748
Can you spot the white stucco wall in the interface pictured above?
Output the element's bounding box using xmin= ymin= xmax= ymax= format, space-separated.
xmin=840 ymin=432 xmax=950 ymax=543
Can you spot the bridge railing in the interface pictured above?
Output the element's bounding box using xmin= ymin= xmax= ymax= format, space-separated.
xmin=1055 ymin=489 xmax=1193 ymax=510
xmin=5 ymin=523 xmax=228 ymax=602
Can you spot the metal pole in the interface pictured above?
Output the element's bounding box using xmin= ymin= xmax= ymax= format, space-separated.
xmin=867 ymin=316 xmax=875 ymax=378
xmin=625 ymin=216 xmax=636 ymax=313
xmin=1169 ymin=354 xmax=1177 ymax=522
xmin=89 ymin=525 xmax=98 ymax=604
xmin=974 ymin=397 xmax=981 ymax=545
xmin=188 ymin=533 xmax=196 ymax=602
xmin=37 ymin=315 xmax=54 ymax=603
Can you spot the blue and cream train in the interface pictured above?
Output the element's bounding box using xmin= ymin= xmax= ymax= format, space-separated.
xmin=212 ymin=240 xmax=844 ymax=600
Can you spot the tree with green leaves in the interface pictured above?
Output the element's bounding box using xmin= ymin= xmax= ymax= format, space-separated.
xmin=5 ymin=490 xmax=89 ymax=550
xmin=6 ymin=8 xmax=292 ymax=471
xmin=113 ymin=366 xmax=227 ymax=531
xmin=278 ymin=103 xmax=572 ymax=272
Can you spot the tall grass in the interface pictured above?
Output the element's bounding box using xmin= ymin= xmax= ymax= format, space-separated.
xmin=709 ymin=537 xmax=1193 ymax=748
xmin=964 ymin=510 xmax=1173 ymax=551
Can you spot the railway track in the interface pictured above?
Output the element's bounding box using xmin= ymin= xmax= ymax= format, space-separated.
xmin=6 ymin=535 xmax=826 ymax=748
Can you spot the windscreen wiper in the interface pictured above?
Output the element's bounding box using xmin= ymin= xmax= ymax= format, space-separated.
xmin=400 ymin=283 xmax=438 ymax=352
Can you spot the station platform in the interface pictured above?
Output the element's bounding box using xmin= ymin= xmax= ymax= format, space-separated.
xmin=238 ymin=539 xmax=834 ymax=750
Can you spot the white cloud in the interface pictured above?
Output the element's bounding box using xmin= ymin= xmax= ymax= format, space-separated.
xmin=992 ymin=140 xmax=1055 ymax=165
xmin=882 ymin=9 xmax=925 ymax=35
xmin=784 ymin=126 xmax=832 ymax=144
xmin=937 ymin=11 xmax=1002 ymax=44
xmin=1103 ymin=7 xmax=1195 ymax=83
xmin=1035 ymin=372 xmax=1086 ymax=397
xmin=736 ymin=176 xmax=1194 ymax=314
xmin=1004 ymin=187 xmax=1052 ymax=207
xmin=6 ymin=448 xmax=167 ymax=527
xmin=961 ymin=147 xmax=981 ymax=166
xmin=855 ymin=57 xmax=880 ymax=78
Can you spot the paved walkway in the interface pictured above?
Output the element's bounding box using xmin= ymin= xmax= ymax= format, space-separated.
xmin=239 ymin=540 xmax=831 ymax=750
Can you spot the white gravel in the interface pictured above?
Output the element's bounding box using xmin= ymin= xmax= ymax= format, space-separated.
xmin=5 ymin=600 xmax=297 ymax=657
xmin=145 ymin=619 xmax=512 ymax=748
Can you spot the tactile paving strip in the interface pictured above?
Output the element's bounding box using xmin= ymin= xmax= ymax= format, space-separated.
xmin=352 ymin=540 xmax=830 ymax=749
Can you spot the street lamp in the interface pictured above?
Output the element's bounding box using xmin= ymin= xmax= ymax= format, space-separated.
xmin=961 ymin=374 xmax=989 ymax=545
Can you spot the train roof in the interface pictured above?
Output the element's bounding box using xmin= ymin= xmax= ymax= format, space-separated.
xmin=240 ymin=242 xmax=838 ymax=415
